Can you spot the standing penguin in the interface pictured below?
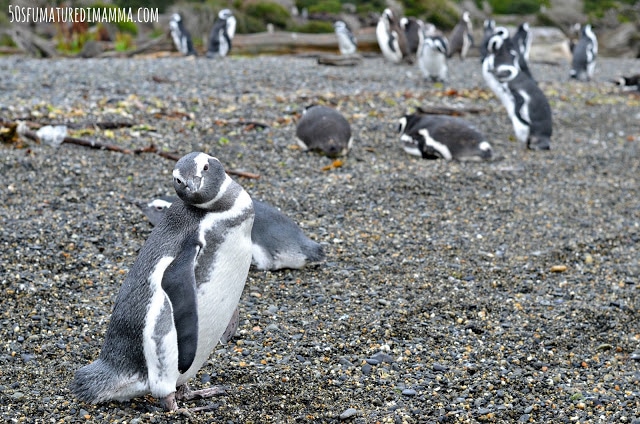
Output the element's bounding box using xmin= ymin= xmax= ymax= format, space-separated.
xmin=71 ymin=152 xmax=255 ymax=411
xmin=400 ymin=16 xmax=424 ymax=58
xmin=417 ymin=28 xmax=449 ymax=82
xmin=206 ymin=9 xmax=236 ymax=58
xmin=169 ymin=13 xmax=196 ymax=56
xmin=448 ymin=11 xmax=474 ymax=60
xmin=296 ymin=105 xmax=352 ymax=157
xmin=493 ymin=62 xmax=553 ymax=150
xmin=570 ymin=24 xmax=597 ymax=81
xmin=482 ymin=30 xmax=516 ymax=116
xmin=479 ymin=19 xmax=496 ymax=62
xmin=136 ymin=197 xmax=325 ymax=271
xmin=334 ymin=20 xmax=357 ymax=55
xmin=511 ymin=22 xmax=534 ymax=80
xmin=376 ymin=8 xmax=409 ymax=63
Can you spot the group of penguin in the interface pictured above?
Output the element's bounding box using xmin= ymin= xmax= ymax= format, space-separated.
xmin=69 ymin=10 xmax=637 ymax=413
xmin=169 ymin=9 xmax=236 ymax=58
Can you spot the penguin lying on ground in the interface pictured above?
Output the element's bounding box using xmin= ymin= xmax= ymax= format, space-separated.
xmin=296 ymin=105 xmax=352 ymax=157
xmin=612 ymin=74 xmax=640 ymax=91
xmin=570 ymin=24 xmax=597 ymax=81
xmin=398 ymin=111 xmax=493 ymax=161
xmin=136 ymin=196 xmax=325 ymax=271
xmin=334 ymin=21 xmax=357 ymax=55
xmin=72 ymin=152 xmax=255 ymax=411
xmin=169 ymin=13 xmax=196 ymax=56
xmin=207 ymin=9 xmax=236 ymax=58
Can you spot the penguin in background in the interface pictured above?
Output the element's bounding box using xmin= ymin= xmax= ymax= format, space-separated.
xmin=376 ymin=8 xmax=409 ymax=64
xmin=511 ymin=22 xmax=534 ymax=80
xmin=493 ymin=61 xmax=553 ymax=150
xmin=296 ymin=105 xmax=352 ymax=158
xmin=417 ymin=26 xmax=449 ymax=82
xmin=207 ymin=9 xmax=236 ymax=58
xmin=570 ymin=24 xmax=597 ymax=81
xmin=334 ymin=20 xmax=357 ymax=55
xmin=482 ymin=29 xmax=515 ymax=113
xmin=71 ymin=152 xmax=255 ymax=411
xmin=400 ymin=16 xmax=424 ymax=58
xmin=135 ymin=197 xmax=325 ymax=271
xmin=169 ymin=13 xmax=196 ymax=56
xmin=448 ymin=11 xmax=474 ymax=60
xmin=398 ymin=111 xmax=493 ymax=161
xmin=479 ymin=19 xmax=496 ymax=62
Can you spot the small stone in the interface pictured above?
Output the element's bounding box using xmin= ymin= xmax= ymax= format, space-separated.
xmin=550 ymin=265 xmax=567 ymax=273
xmin=402 ymin=389 xmax=417 ymax=396
xmin=339 ymin=407 xmax=358 ymax=420
xmin=11 ymin=392 xmax=24 ymax=400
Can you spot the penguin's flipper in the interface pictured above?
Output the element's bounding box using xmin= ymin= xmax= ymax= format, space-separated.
xmin=161 ymin=237 xmax=201 ymax=374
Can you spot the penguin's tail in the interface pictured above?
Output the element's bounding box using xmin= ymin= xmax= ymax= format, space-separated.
xmin=71 ymin=359 xmax=146 ymax=404
xmin=303 ymin=240 xmax=326 ymax=264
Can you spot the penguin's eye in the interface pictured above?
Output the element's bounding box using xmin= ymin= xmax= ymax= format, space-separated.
xmin=204 ymin=164 xmax=209 ymax=171
xmin=155 ymin=206 xmax=164 ymax=211
xmin=175 ymin=177 xmax=183 ymax=185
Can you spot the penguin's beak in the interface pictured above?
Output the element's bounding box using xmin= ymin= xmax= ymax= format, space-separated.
xmin=187 ymin=176 xmax=201 ymax=192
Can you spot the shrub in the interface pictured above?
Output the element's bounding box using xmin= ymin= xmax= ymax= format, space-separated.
xmin=245 ymin=2 xmax=290 ymax=29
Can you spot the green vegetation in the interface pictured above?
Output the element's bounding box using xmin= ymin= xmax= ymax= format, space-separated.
xmin=484 ymin=0 xmax=550 ymax=14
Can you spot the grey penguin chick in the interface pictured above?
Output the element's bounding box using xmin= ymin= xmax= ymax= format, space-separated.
xmin=398 ymin=111 xmax=493 ymax=161
xmin=334 ymin=20 xmax=357 ymax=55
xmin=136 ymin=197 xmax=325 ymax=271
xmin=72 ymin=152 xmax=254 ymax=411
xmin=296 ymin=105 xmax=352 ymax=158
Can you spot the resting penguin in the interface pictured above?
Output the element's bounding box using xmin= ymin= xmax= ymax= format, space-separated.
xmin=493 ymin=63 xmax=553 ymax=150
xmin=136 ymin=197 xmax=325 ymax=271
xmin=71 ymin=152 xmax=255 ymax=411
xmin=169 ymin=13 xmax=196 ymax=56
xmin=448 ymin=11 xmax=474 ymax=60
xmin=570 ymin=24 xmax=597 ymax=81
xmin=334 ymin=20 xmax=357 ymax=55
xmin=417 ymin=30 xmax=449 ymax=82
xmin=206 ymin=9 xmax=236 ymax=58
xmin=398 ymin=112 xmax=493 ymax=161
xmin=296 ymin=105 xmax=352 ymax=158
xmin=376 ymin=8 xmax=409 ymax=64
xmin=612 ymin=74 xmax=640 ymax=92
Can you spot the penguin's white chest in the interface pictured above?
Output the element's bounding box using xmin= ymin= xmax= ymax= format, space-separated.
xmin=177 ymin=214 xmax=253 ymax=384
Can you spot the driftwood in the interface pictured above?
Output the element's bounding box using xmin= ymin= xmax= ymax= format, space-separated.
xmin=317 ymin=53 xmax=363 ymax=66
xmin=416 ymin=105 xmax=489 ymax=116
xmin=2 ymin=27 xmax=58 ymax=58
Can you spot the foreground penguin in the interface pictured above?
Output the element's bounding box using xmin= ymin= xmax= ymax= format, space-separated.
xmin=417 ymin=29 xmax=449 ymax=82
xmin=398 ymin=111 xmax=493 ymax=161
xmin=570 ymin=24 xmax=597 ymax=81
xmin=169 ymin=13 xmax=196 ymax=56
xmin=612 ymin=74 xmax=640 ymax=92
xmin=448 ymin=11 xmax=473 ymax=60
xmin=296 ymin=105 xmax=352 ymax=157
xmin=136 ymin=197 xmax=325 ymax=271
xmin=207 ymin=9 xmax=236 ymax=58
xmin=334 ymin=21 xmax=357 ymax=55
xmin=376 ymin=8 xmax=409 ymax=63
xmin=493 ymin=61 xmax=553 ymax=150
xmin=72 ymin=152 xmax=255 ymax=411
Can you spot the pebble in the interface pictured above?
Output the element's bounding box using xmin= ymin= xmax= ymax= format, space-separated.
xmin=339 ymin=408 xmax=358 ymax=420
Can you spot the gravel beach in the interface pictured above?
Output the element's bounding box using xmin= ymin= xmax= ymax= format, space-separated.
xmin=1 ymin=54 xmax=639 ymax=423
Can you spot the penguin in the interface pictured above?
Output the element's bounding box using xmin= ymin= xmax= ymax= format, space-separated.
xmin=511 ymin=22 xmax=534 ymax=80
xmin=493 ymin=62 xmax=553 ymax=150
xmin=570 ymin=24 xmax=597 ymax=81
xmin=400 ymin=16 xmax=424 ymax=57
xmin=612 ymin=74 xmax=640 ymax=91
xmin=448 ymin=11 xmax=474 ymax=60
xmin=482 ymin=30 xmax=517 ymax=117
xmin=206 ymin=9 xmax=236 ymax=58
xmin=169 ymin=13 xmax=196 ymax=56
xmin=398 ymin=111 xmax=493 ymax=161
xmin=376 ymin=8 xmax=409 ymax=64
xmin=333 ymin=20 xmax=357 ymax=55
xmin=71 ymin=152 xmax=255 ymax=411
xmin=417 ymin=29 xmax=449 ymax=82
xmin=296 ymin=105 xmax=352 ymax=158
xmin=479 ymin=19 xmax=496 ymax=62
xmin=135 ymin=197 xmax=325 ymax=271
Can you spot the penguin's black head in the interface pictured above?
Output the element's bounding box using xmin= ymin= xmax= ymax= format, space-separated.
xmin=173 ymin=152 xmax=227 ymax=208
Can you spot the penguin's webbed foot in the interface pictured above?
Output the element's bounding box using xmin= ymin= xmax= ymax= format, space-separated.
xmin=160 ymin=392 xmax=178 ymax=411
xmin=176 ymin=383 xmax=227 ymax=401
